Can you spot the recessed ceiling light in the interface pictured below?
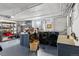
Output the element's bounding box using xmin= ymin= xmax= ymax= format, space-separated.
xmin=11 ymin=16 xmax=14 ymax=18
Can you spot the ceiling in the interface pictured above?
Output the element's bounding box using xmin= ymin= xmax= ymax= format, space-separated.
xmin=0 ymin=3 xmax=41 ymax=16
xmin=0 ymin=3 xmax=72 ymax=21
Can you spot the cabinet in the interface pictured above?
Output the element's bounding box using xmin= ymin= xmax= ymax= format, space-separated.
xmin=20 ymin=32 xmax=29 ymax=47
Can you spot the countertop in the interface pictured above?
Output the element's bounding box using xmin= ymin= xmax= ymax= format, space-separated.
xmin=57 ymin=35 xmax=75 ymax=46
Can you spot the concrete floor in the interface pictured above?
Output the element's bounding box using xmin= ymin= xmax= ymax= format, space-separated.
xmin=0 ymin=39 xmax=57 ymax=56
xmin=38 ymin=45 xmax=58 ymax=56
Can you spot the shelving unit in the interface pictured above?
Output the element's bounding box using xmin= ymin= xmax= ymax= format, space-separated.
xmin=0 ymin=20 xmax=17 ymax=42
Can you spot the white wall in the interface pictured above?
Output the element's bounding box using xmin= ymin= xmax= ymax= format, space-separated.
xmin=32 ymin=16 xmax=67 ymax=34
xmin=54 ymin=16 xmax=67 ymax=34
xmin=72 ymin=4 xmax=79 ymax=38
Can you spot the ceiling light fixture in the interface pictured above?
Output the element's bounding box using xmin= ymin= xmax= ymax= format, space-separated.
xmin=11 ymin=16 xmax=14 ymax=18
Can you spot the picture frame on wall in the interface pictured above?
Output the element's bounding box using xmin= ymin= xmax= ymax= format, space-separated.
xmin=47 ymin=24 xmax=53 ymax=29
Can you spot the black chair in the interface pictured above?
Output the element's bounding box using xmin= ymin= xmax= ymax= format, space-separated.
xmin=39 ymin=32 xmax=48 ymax=44
xmin=39 ymin=32 xmax=59 ymax=47
xmin=48 ymin=32 xmax=59 ymax=47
